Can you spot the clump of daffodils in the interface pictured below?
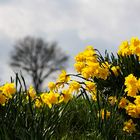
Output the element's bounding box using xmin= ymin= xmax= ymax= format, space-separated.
xmin=118 ymin=37 xmax=140 ymax=59
xmin=123 ymin=74 xmax=140 ymax=118
xmin=74 ymin=46 xmax=110 ymax=80
xmin=124 ymin=74 xmax=140 ymax=97
xmin=117 ymin=73 xmax=140 ymax=133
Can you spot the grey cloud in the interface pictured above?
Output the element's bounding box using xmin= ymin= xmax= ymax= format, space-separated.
xmin=0 ymin=0 xmax=140 ymax=81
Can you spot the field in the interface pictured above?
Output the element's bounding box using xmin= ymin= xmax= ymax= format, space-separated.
xmin=1 ymin=37 xmax=140 ymax=140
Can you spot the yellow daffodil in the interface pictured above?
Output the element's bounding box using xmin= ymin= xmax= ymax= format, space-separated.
xmin=123 ymin=119 xmax=136 ymax=133
xmin=0 ymin=83 xmax=16 ymax=98
xmin=98 ymin=109 xmax=111 ymax=120
xmin=85 ymin=81 xmax=97 ymax=93
xmin=118 ymin=97 xmax=128 ymax=109
xmin=41 ymin=92 xmax=59 ymax=108
xmin=57 ymin=70 xmax=70 ymax=83
xmin=108 ymin=96 xmax=117 ymax=106
xmin=28 ymin=85 xmax=36 ymax=99
xmin=48 ymin=82 xmax=57 ymax=91
xmin=69 ymin=81 xmax=81 ymax=93
xmin=59 ymin=89 xmax=72 ymax=103
xmin=111 ymin=66 xmax=120 ymax=76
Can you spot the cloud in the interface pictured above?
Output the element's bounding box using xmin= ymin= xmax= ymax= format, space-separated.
xmin=0 ymin=0 xmax=140 ymax=81
xmin=0 ymin=0 xmax=140 ymax=44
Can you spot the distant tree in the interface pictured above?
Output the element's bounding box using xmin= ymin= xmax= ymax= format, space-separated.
xmin=10 ymin=36 xmax=68 ymax=91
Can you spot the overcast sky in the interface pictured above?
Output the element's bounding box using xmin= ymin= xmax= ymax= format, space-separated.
xmin=0 ymin=0 xmax=140 ymax=83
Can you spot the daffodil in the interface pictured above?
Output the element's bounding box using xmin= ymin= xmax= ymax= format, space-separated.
xmin=123 ymin=119 xmax=136 ymax=133
xmin=69 ymin=81 xmax=81 ymax=93
xmin=59 ymin=89 xmax=72 ymax=103
xmin=28 ymin=85 xmax=36 ymax=99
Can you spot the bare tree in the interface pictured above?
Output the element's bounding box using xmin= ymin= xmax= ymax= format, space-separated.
xmin=10 ymin=36 xmax=68 ymax=91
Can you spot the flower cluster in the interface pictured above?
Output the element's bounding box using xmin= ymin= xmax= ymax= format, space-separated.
xmin=118 ymin=37 xmax=140 ymax=59
xmin=36 ymin=70 xmax=73 ymax=108
xmin=119 ymin=74 xmax=140 ymax=133
xmin=40 ymin=92 xmax=59 ymax=108
xmin=122 ymin=74 xmax=140 ymax=118
xmin=74 ymin=46 xmax=110 ymax=80
xmin=124 ymin=74 xmax=140 ymax=97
